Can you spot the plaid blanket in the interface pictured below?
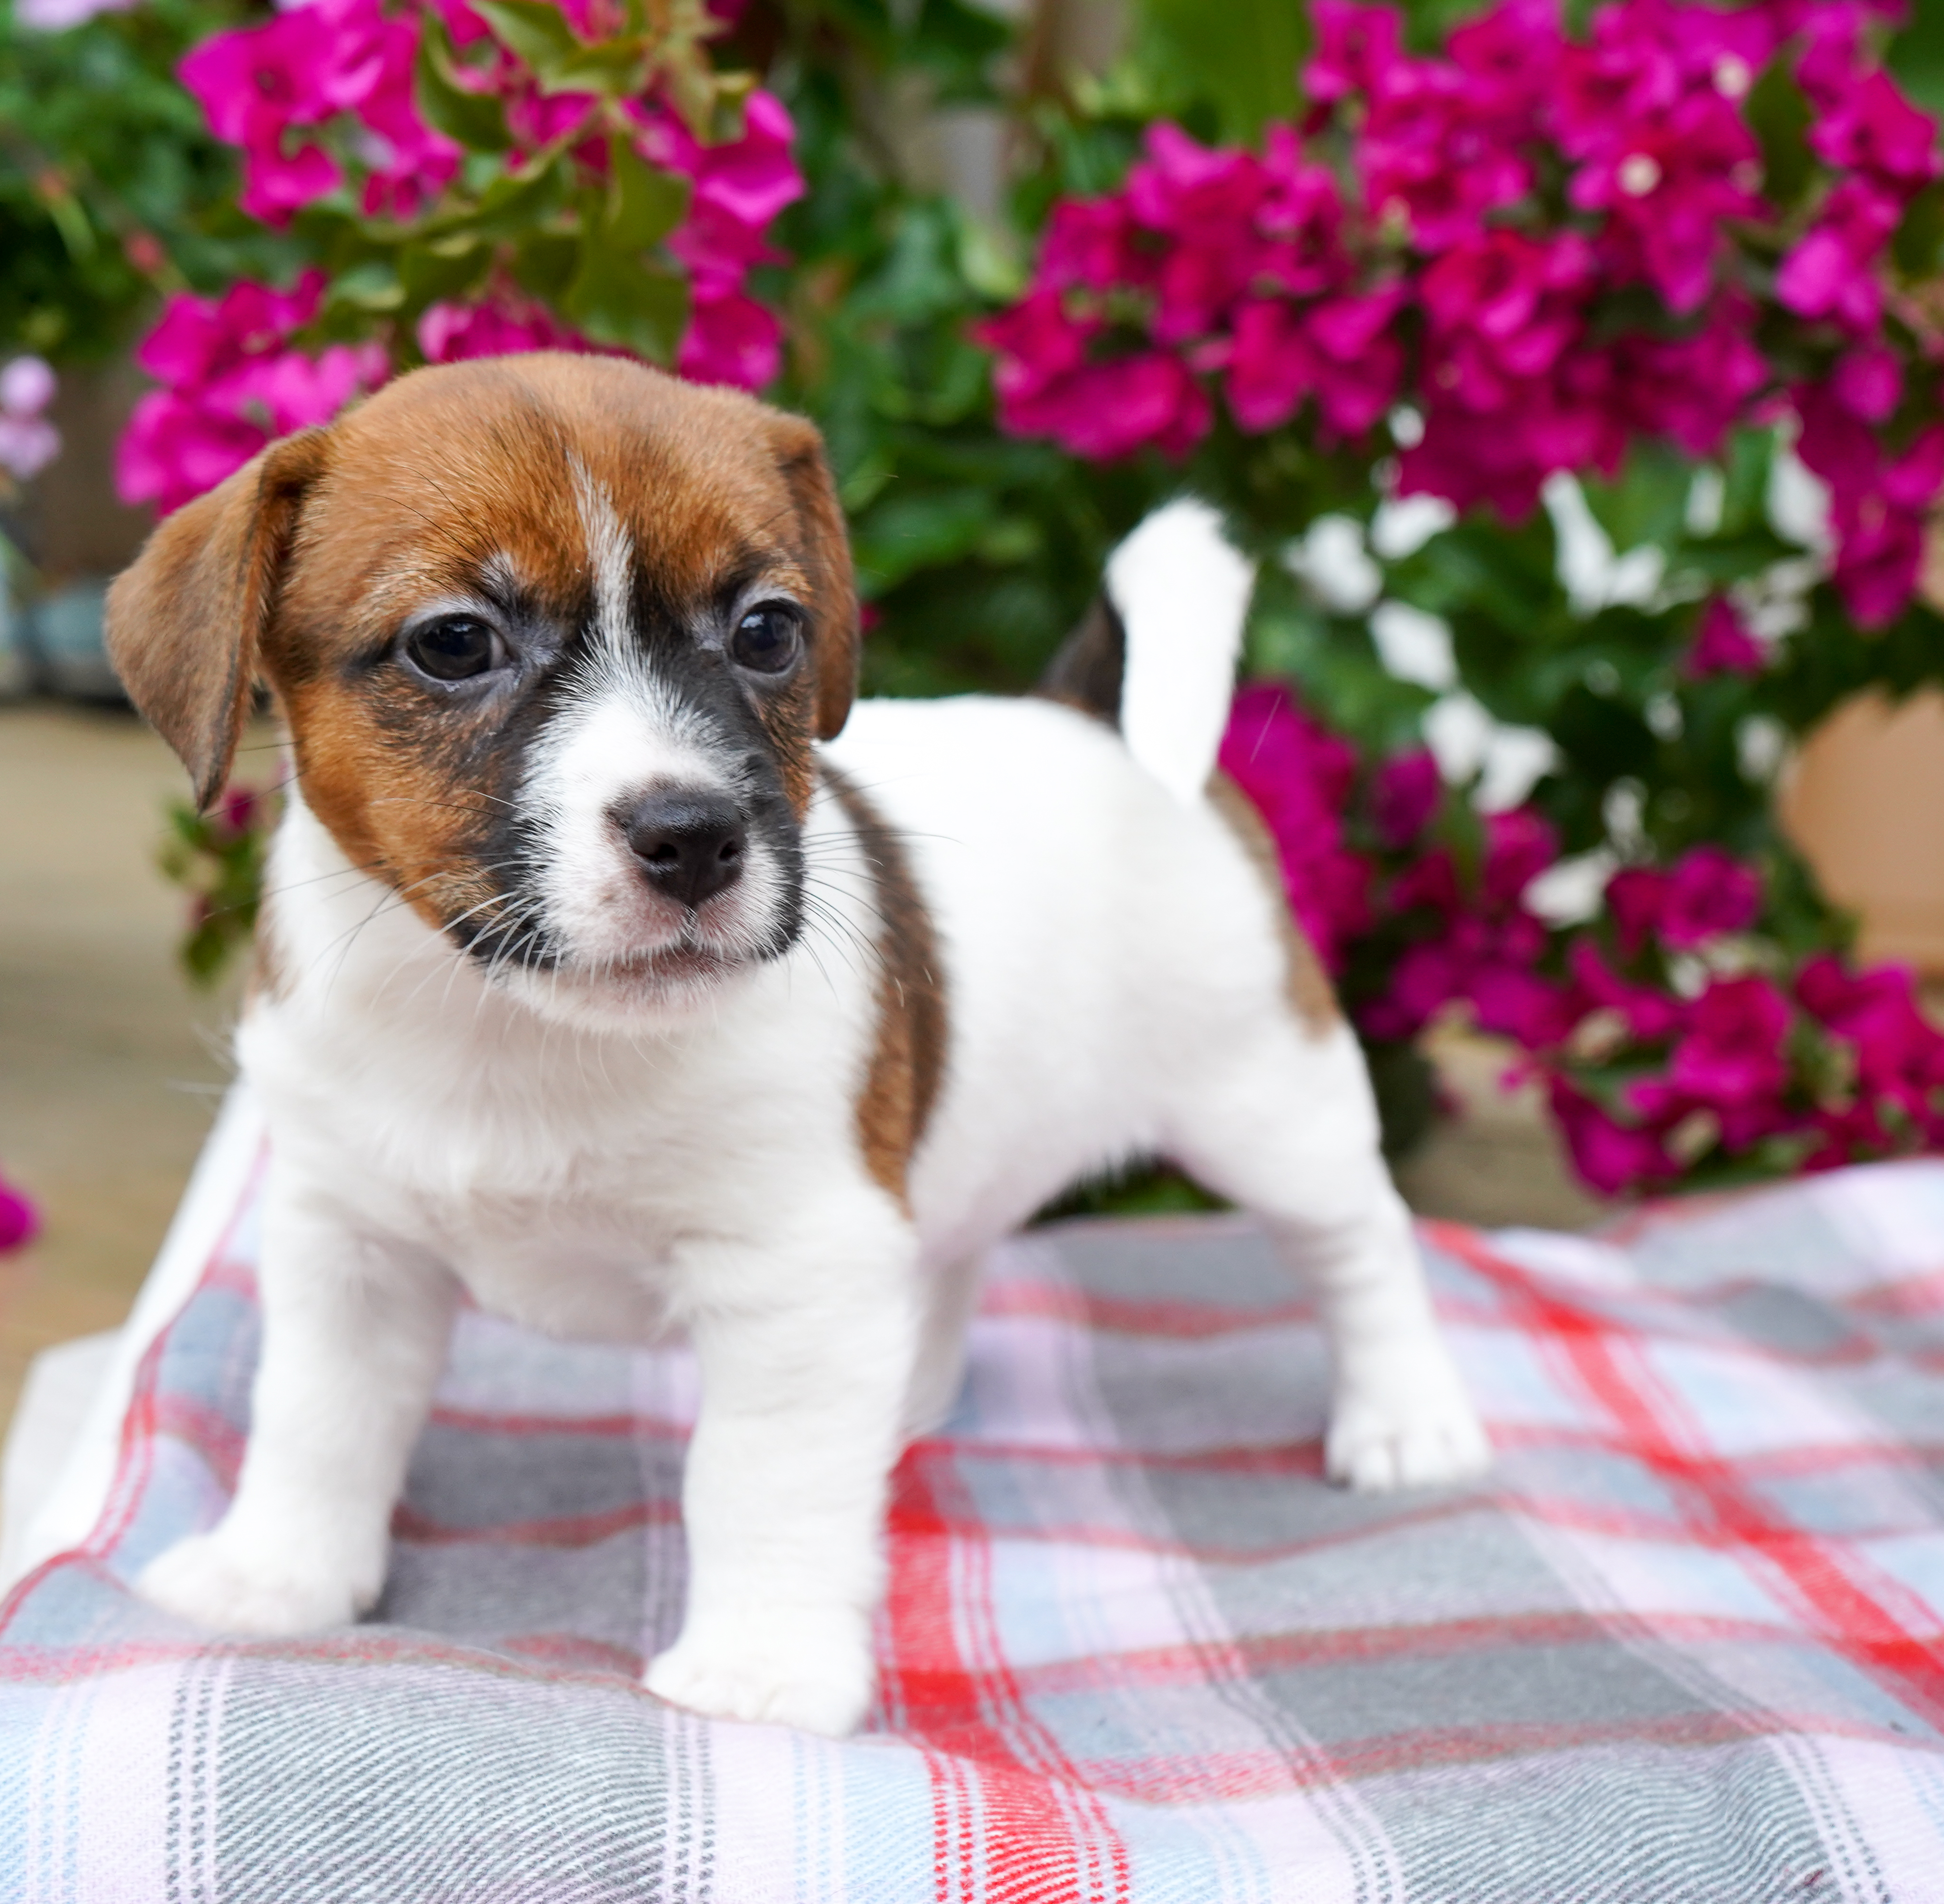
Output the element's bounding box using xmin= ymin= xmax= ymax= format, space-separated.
xmin=6 ymin=1152 xmax=1944 ymax=1902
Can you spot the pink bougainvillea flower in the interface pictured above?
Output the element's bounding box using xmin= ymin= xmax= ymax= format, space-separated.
xmin=1604 ymin=864 xmax=1665 ymax=956
xmin=1039 ymin=197 xmax=1148 ymax=294
xmin=1660 ymin=844 xmax=1762 ymax=947
xmin=1226 ymin=298 xmax=1317 ymax=434
xmin=679 ymin=287 xmax=784 ymax=389
xmin=1482 ymin=806 xmax=1558 ymax=906
xmin=1567 ymin=88 xmax=1765 ymax=313
xmin=1567 ymin=938 xmax=1683 ymax=1041
xmin=419 ymin=296 xmax=587 ymax=362
xmin=1372 ymin=749 xmax=1441 ymax=846
xmin=0 ymin=1169 xmax=39 ymax=1253
xmin=0 ymin=355 xmax=60 ymax=480
xmin=1809 ymin=69 xmax=1940 ymax=188
xmin=1618 ymin=295 xmax=1767 ymax=456
xmin=1307 ymin=0 xmax=1404 ymax=105
xmin=1683 ymin=595 xmax=1765 ymax=678
xmin=1637 ymin=972 xmax=1793 ymax=1113
xmin=118 ymin=274 xmax=385 ymax=513
xmin=1218 ymin=683 xmax=1372 ymax=969
xmin=1122 ymin=124 xmax=1271 ymax=343
xmin=1832 ymin=339 xmax=1903 ymax=422
xmin=1798 ymin=954 xmax=1944 ymax=1130
xmin=1776 ymin=178 xmax=1902 ymax=332
xmin=1549 ymin=1080 xmax=1675 ymax=1196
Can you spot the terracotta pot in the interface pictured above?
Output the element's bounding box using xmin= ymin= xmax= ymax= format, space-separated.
xmin=1781 ymin=687 xmax=1944 ymax=974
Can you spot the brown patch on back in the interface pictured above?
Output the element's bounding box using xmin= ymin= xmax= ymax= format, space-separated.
xmin=822 ymin=764 xmax=948 ymax=1203
xmin=1207 ymin=771 xmax=1340 ymax=1037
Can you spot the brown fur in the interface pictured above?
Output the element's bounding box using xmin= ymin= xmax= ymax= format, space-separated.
xmin=822 ymin=764 xmax=948 ymax=1203
xmin=105 ymin=355 xmax=860 ymax=940
xmin=1033 ymin=595 xmax=1125 ymax=727
xmin=1207 ymin=771 xmax=1340 ymax=1036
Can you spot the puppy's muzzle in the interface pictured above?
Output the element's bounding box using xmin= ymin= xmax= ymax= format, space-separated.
xmin=622 ymin=789 xmax=747 ymax=909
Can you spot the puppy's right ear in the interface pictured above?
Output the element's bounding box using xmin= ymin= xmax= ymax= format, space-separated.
xmin=105 ymin=428 xmax=327 ymax=812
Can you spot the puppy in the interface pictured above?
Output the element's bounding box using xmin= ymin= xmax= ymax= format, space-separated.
xmin=106 ymin=354 xmax=1488 ymax=1737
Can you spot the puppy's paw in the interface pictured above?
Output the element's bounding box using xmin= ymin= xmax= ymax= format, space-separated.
xmin=645 ymin=1609 xmax=875 ymax=1737
xmin=1327 ymin=1339 xmax=1491 ymax=1493
xmin=137 ymin=1530 xmax=365 ymax=1636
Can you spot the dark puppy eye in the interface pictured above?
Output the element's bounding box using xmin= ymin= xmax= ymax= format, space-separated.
xmin=729 ymin=603 xmax=802 ymax=675
xmin=404 ymin=615 xmax=500 ymax=683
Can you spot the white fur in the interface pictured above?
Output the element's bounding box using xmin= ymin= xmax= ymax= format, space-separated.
xmin=137 ymin=592 xmax=1488 ymax=1740
xmin=1108 ymin=498 xmax=1254 ymax=804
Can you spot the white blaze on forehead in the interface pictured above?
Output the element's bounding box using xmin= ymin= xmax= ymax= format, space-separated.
xmin=571 ymin=459 xmax=634 ymax=658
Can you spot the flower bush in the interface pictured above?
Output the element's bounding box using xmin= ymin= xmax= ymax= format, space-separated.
xmin=110 ymin=0 xmax=1944 ymax=1198
xmin=118 ymin=0 xmax=805 ymax=511
xmin=1222 ymin=683 xmax=1944 ymax=1193
xmin=974 ymin=0 xmax=1944 ymax=1194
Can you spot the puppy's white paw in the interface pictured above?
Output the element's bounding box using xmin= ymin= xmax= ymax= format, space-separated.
xmin=137 ymin=1530 xmax=365 ymax=1636
xmin=645 ymin=1610 xmax=875 ymax=1737
xmin=1327 ymin=1339 xmax=1491 ymax=1493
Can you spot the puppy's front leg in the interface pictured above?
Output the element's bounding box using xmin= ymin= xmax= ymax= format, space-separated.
xmin=139 ymin=1177 xmax=457 ymax=1635
xmin=647 ymin=1191 xmax=920 ymax=1737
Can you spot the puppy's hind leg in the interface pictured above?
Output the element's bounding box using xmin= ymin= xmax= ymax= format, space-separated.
xmin=1162 ymin=1019 xmax=1490 ymax=1492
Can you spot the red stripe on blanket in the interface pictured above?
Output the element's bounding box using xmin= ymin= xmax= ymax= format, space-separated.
xmin=1434 ymin=1221 xmax=1944 ymax=1726
xmin=884 ymin=1445 xmax=1131 ymax=1904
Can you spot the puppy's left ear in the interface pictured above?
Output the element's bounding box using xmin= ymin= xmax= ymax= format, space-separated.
xmin=105 ymin=428 xmax=328 ymax=812
xmin=771 ymin=414 xmax=859 ymax=740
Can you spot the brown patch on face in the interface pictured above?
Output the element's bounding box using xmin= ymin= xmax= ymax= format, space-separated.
xmin=822 ymin=764 xmax=949 ymax=1203
xmin=1207 ymin=771 xmax=1340 ymax=1037
xmin=107 ymin=354 xmax=861 ymax=952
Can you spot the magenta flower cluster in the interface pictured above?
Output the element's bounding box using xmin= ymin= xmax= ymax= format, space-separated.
xmin=1222 ymin=684 xmax=1944 ymax=1198
xmin=982 ymin=0 xmax=1944 ymax=628
xmin=118 ymin=274 xmax=387 ymax=514
xmin=179 ymin=0 xmax=460 ymax=224
xmin=117 ymin=274 xmax=388 ymax=514
xmin=124 ymin=0 xmax=802 ymax=514
xmin=0 ymin=1166 xmax=39 ymax=1255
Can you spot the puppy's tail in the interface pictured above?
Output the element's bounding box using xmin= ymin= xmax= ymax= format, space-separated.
xmin=1035 ymin=498 xmax=1254 ymax=804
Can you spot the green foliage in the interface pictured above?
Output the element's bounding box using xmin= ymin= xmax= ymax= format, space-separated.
xmin=0 ymin=0 xmax=279 ymax=363
xmin=763 ymin=0 xmax=1162 ymax=697
xmin=159 ymin=784 xmax=280 ymax=987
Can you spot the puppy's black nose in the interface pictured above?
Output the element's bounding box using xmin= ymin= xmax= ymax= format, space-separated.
xmin=623 ymin=791 xmax=746 ymax=908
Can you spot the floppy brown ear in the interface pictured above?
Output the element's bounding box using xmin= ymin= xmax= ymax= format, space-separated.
xmin=104 ymin=429 xmax=328 ymax=812
xmin=770 ymin=415 xmax=859 ymax=741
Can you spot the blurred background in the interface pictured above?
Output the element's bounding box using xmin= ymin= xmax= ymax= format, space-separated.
xmin=4 ymin=0 xmax=1944 ymax=1441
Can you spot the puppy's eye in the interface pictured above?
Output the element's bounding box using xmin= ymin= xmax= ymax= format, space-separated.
xmin=405 ymin=615 xmax=500 ymax=683
xmin=729 ymin=603 xmax=801 ymax=675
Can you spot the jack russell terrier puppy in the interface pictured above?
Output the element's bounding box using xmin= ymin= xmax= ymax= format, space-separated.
xmin=106 ymin=353 xmax=1488 ymax=1738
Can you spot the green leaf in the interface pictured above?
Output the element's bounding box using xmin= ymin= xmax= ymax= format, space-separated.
xmin=1581 ymin=439 xmax=1690 ymax=554
xmin=327 ymin=259 xmax=405 ymax=311
xmin=605 ymin=138 xmax=690 ymax=251
xmin=1889 ymin=0 xmax=1944 ymax=118
xmin=1746 ymin=58 xmax=1813 ymax=208
xmin=469 ymin=0 xmax=583 ymax=79
xmin=560 ymin=240 xmax=689 ymax=361
xmin=429 ymin=161 xmax=571 ymax=244
xmin=1894 ymin=179 xmax=1944 ymax=278
xmin=513 ymin=230 xmax=582 ymax=301
xmin=416 ymin=20 xmax=512 ymax=153
xmin=1128 ymin=0 xmax=1305 ymax=142
xmin=542 ymin=36 xmax=651 ymax=97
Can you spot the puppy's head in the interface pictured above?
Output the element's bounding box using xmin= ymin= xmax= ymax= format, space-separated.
xmin=107 ymin=354 xmax=859 ymax=1024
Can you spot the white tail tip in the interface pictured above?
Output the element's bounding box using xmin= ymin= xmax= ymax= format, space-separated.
xmin=1106 ymin=499 xmax=1254 ymax=805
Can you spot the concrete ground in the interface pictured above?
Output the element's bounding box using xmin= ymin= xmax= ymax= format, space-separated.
xmin=0 ymin=701 xmax=247 ymax=1441
xmin=0 ymin=699 xmax=1604 ymax=1487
